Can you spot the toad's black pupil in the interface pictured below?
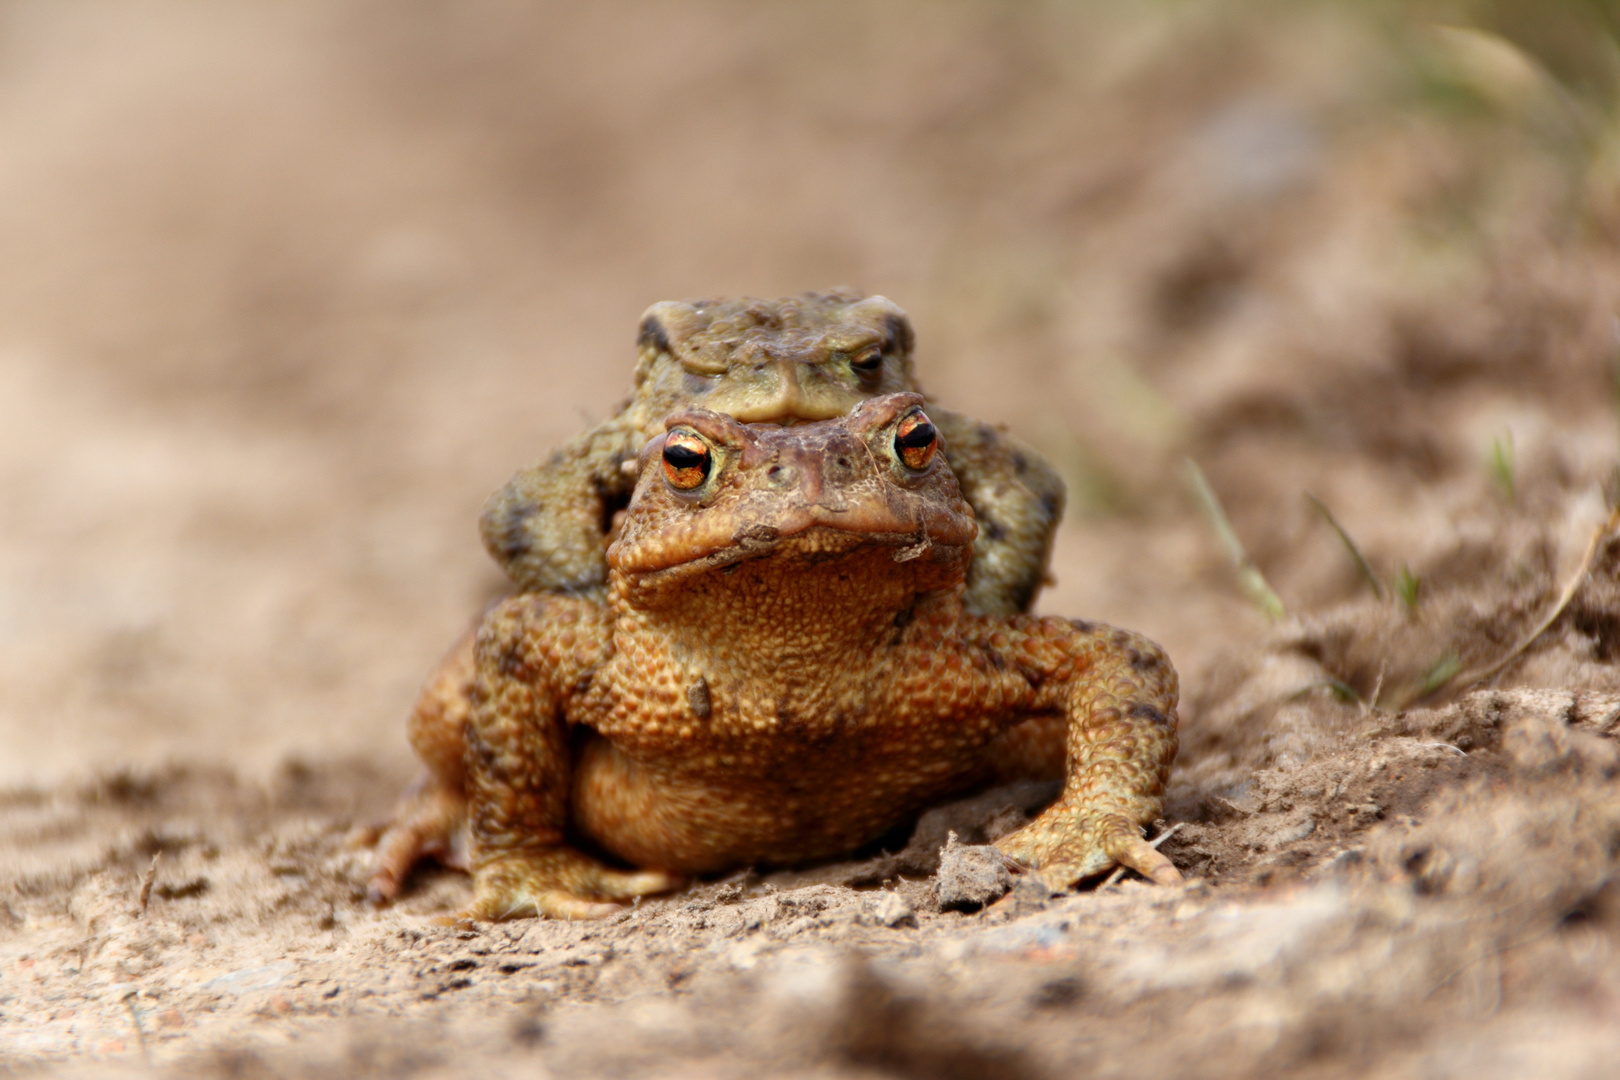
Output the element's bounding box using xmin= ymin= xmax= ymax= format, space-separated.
xmin=664 ymin=442 xmax=710 ymax=473
xmin=852 ymin=353 xmax=882 ymax=370
xmin=896 ymin=421 xmax=935 ymax=449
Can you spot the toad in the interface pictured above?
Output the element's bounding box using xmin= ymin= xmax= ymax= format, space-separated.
xmin=370 ymin=393 xmax=1179 ymax=919
xmin=481 ymin=289 xmax=1064 ymax=618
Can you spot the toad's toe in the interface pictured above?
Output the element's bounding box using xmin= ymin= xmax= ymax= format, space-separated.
xmin=995 ymin=808 xmax=1181 ymax=889
xmin=456 ymin=848 xmax=683 ymax=922
xmin=367 ymin=772 xmax=469 ymax=904
xmin=1105 ymin=831 xmax=1182 ymax=886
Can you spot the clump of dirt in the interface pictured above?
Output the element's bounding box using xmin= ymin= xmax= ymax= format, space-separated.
xmin=7 ymin=2 xmax=1620 ymax=1077
xmin=934 ymin=833 xmax=1015 ymax=912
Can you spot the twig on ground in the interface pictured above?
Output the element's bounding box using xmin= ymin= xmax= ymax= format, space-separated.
xmin=136 ymin=853 xmax=160 ymax=918
xmin=1367 ymin=662 xmax=1387 ymax=715
xmin=1151 ymin=823 xmax=1184 ymax=848
xmin=1412 ymin=741 xmax=1467 ymax=756
xmin=123 ymin=989 xmax=149 ymax=1063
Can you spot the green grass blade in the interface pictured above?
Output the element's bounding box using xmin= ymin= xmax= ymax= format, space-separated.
xmin=1186 ymin=459 xmax=1286 ymax=621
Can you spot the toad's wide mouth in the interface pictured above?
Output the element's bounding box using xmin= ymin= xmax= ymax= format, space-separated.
xmin=666 ymin=392 xmax=862 ymax=428
xmin=719 ymin=401 xmax=852 ymax=425
xmin=606 ymin=497 xmax=977 ymax=584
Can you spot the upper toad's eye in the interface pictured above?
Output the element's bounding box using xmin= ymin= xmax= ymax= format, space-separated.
xmin=850 ymin=349 xmax=883 ymax=378
xmin=894 ymin=412 xmax=938 ymax=471
xmin=662 ymin=431 xmax=712 ymax=490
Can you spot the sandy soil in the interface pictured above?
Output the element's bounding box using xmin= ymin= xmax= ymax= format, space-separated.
xmin=6 ymin=2 xmax=1620 ymax=1076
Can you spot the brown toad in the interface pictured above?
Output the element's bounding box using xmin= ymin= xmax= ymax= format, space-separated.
xmin=371 ymin=393 xmax=1179 ymax=919
xmin=481 ymin=289 xmax=1064 ymax=618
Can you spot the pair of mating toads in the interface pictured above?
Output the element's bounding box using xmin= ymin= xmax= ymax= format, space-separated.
xmin=369 ymin=290 xmax=1181 ymax=921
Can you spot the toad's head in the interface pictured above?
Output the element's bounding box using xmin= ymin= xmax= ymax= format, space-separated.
xmin=608 ymin=393 xmax=975 ymax=607
xmin=628 ymin=289 xmax=917 ymax=430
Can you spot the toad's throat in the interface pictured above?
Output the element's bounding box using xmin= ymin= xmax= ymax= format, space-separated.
xmin=612 ymin=536 xmax=967 ymax=673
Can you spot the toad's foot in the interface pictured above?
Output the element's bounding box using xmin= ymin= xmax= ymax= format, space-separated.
xmin=456 ymin=848 xmax=683 ymax=922
xmin=368 ymin=773 xmax=470 ymax=904
xmin=994 ymin=804 xmax=1182 ymax=889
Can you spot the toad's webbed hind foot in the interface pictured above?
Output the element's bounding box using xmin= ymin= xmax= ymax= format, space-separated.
xmin=454 ymin=848 xmax=683 ymax=922
xmin=367 ymin=772 xmax=471 ymax=904
xmin=995 ymin=806 xmax=1182 ymax=889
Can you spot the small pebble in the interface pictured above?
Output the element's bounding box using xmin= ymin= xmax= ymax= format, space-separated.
xmin=870 ymin=891 xmax=916 ymax=928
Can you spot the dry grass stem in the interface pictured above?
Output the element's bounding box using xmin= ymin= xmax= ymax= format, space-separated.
xmin=1457 ymin=503 xmax=1620 ymax=692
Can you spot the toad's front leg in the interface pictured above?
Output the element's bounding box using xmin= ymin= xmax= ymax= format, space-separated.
xmin=930 ymin=409 xmax=1065 ymax=618
xmin=478 ymin=420 xmax=642 ymax=597
xmin=460 ymin=596 xmax=681 ymax=921
xmin=989 ymin=618 xmax=1182 ymax=888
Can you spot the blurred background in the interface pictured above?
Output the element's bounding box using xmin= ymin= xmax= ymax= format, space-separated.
xmin=3 ymin=0 xmax=1620 ymax=786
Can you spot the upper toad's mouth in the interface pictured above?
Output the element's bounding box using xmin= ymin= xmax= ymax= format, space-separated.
xmin=722 ymin=402 xmax=850 ymax=425
xmin=674 ymin=356 xmax=873 ymax=427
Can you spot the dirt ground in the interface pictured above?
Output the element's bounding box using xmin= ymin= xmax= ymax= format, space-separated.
xmin=7 ymin=2 xmax=1620 ymax=1076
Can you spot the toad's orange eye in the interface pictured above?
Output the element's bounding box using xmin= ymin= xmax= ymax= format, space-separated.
xmin=661 ymin=431 xmax=712 ymax=490
xmin=894 ymin=412 xmax=938 ymax=471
